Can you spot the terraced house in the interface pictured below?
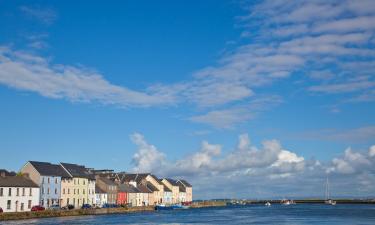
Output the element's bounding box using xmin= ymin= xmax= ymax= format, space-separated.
xmin=60 ymin=163 xmax=96 ymax=208
xmin=0 ymin=173 xmax=39 ymax=212
xmin=161 ymin=178 xmax=180 ymax=204
xmin=21 ymin=161 xmax=69 ymax=208
xmin=177 ymin=180 xmax=192 ymax=203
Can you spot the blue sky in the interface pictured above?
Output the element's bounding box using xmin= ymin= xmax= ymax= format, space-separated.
xmin=0 ymin=0 xmax=374 ymax=199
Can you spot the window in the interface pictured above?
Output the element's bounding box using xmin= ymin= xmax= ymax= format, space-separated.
xmin=83 ymin=189 xmax=85 ymax=195
xmin=7 ymin=200 xmax=11 ymax=209
xmin=30 ymin=188 xmax=32 ymax=196
xmin=83 ymin=180 xmax=85 ymax=185
xmin=74 ymin=189 xmax=76 ymax=194
xmin=42 ymin=187 xmax=44 ymax=194
xmin=78 ymin=180 xmax=80 ymax=185
xmin=42 ymin=177 xmax=44 ymax=183
xmin=48 ymin=177 xmax=50 ymax=183
xmin=67 ymin=198 xmax=70 ymax=205
xmin=47 ymin=199 xmax=50 ymax=207
xmin=28 ymin=200 xmax=32 ymax=209
xmin=0 ymin=188 xmax=3 ymax=196
xmin=21 ymin=203 xmax=24 ymax=211
xmin=47 ymin=188 xmax=50 ymax=194
xmin=73 ymin=198 xmax=75 ymax=205
xmin=55 ymin=178 xmax=58 ymax=184
xmin=74 ymin=179 xmax=76 ymax=185
xmin=68 ymin=189 xmax=70 ymax=194
xmin=16 ymin=188 xmax=19 ymax=196
xmin=8 ymin=188 xmax=12 ymax=196
xmin=22 ymin=188 xmax=25 ymax=196
xmin=55 ymin=188 xmax=57 ymax=194
xmin=63 ymin=188 xmax=65 ymax=194
xmin=78 ymin=189 xmax=79 ymax=194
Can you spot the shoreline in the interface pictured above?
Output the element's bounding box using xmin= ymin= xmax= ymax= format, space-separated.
xmin=0 ymin=201 xmax=227 ymax=221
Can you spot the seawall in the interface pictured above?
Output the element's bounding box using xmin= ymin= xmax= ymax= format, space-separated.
xmin=0 ymin=201 xmax=227 ymax=221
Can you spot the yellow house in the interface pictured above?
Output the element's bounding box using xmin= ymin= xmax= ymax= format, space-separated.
xmin=60 ymin=163 xmax=95 ymax=208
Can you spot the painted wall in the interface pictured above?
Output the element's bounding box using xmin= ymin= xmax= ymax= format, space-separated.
xmin=39 ymin=176 xmax=61 ymax=208
xmin=95 ymin=193 xmax=107 ymax=207
xmin=0 ymin=187 xmax=39 ymax=212
xmin=163 ymin=191 xmax=172 ymax=204
xmin=87 ymin=180 xmax=95 ymax=206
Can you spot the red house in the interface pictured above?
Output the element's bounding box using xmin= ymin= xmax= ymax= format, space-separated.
xmin=117 ymin=184 xmax=128 ymax=205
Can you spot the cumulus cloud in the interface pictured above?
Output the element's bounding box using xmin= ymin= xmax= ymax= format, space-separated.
xmin=130 ymin=132 xmax=375 ymax=198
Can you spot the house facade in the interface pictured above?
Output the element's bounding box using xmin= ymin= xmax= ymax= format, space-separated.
xmin=20 ymin=161 xmax=69 ymax=208
xmin=0 ymin=176 xmax=39 ymax=212
xmin=95 ymin=185 xmax=107 ymax=207
xmin=60 ymin=163 xmax=96 ymax=208
xmin=161 ymin=179 xmax=180 ymax=204
xmin=162 ymin=184 xmax=173 ymax=204
xmin=178 ymin=180 xmax=192 ymax=202
xmin=96 ymin=177 xmax=117 ymax=204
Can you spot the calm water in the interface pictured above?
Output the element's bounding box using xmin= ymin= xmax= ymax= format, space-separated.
xmin=2 ymin=204 xmax=375 ymax=225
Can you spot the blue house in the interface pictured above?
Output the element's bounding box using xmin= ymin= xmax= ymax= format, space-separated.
xmin=21 ymin=161 xmax=70 ymax=208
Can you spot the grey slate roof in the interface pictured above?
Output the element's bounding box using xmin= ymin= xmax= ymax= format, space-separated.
xmin=118 ymin=173 xmax=162 ymax=185
xmin=60 ymin=163 xmax=95 ymax=180
xmin=146 ymin=181 xmax=159 ymax=192
xmin=162 ymin=184 xmax=172 ymax=192
xmin=0 ymin=176 xmax=39 ymax=187
xmin=95 ymin=185 xmax=107 ymax=194
xmin=138 ymin=184 xmax=152 ymax=193
xmin=97 ymin=177 xmax=116 ymax=186
xmin=178 ymin=183 xmax=186 ymax=192
xmin=165 ymin=178 xmax=179 ymax=186
xmin=29 ymin=161 xmax=71 ymax=178
xmin=178 ymin=179 xmax=192 ymax=187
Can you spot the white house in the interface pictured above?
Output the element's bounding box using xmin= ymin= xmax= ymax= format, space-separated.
xmin=0 ymin=176 xmax=39 ymax=212
xmin=95 ymin=185 xmax=107 ymax=207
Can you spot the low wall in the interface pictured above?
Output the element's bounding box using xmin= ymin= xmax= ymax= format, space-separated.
xmin=0 ymin=206 xmax=154 ymax=221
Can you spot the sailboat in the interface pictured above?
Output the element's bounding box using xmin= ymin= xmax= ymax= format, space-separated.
xmin=324 ymin=176 xmax=336 ymax=205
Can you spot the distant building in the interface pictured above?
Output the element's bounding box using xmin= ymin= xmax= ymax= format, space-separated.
xmin=117 ymin=184 xmax=128 ymax=205
xmin=0 ymin=176 xmax=39 ymax=212
xmin=20 ymin=161 xmax=69 ymax=208
xmin=161 ymin=183 xmax=173 ymax=204
xmin=95 ymin=185 xmax=107 ymax=207
xmin=177 ymin=180 xmax=192 ymax=202
xmin=95 ymin=177 xmax=117 ymax=204
xmin=118 ymin=173 xmax=163 ymax=205
xmin=161 ymin=179 xmax=180 ymax=204
xmin=0 ymin=169 xmax=16 ymax=177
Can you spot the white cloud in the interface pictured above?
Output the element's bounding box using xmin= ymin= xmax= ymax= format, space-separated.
xmin=0 ymin=47 xmax=178 ymax=107
xmin=369 ymin=145 xmax=375 ymax=157
xmin=130 ymin=132 xmax=375 ymax=198
xmin=130 ymin=133 xmax=166 ymax=173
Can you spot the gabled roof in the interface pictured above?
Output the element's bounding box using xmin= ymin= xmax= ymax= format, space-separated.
xmin=165 ymin=178 xmax=179 ymax=186
xmin=162 ymin=184 xmax=172 ymax=192
xmin=118 ymin=173 xmax=162 ymax=185
xmin=97 ymin=177 xmax=116 ymax=186
xmin=177 ymin=179 xmax=192 ymax=187
xmin=138 ymin=184 xmax=152 ymax=193
xmin=146 ymin=181 xmax=159 ymax=192
xmin=28 ymin=161 xmax=70 ymax=178
xmin=95 ymin=185 xmax=107 ymax=194
xmin=178 ymin=183 xmax=186 ymax=192
xmin=0 ymin=176 xmax=39 ymax=188
xmin=121 ymin=184 xmax=141 ymax=193
xmin=60 ymin=163 xmax=95 ymax=180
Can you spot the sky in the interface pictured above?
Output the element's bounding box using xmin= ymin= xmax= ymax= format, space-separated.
xmin=0 ymin=0 xmax=374 ymax=199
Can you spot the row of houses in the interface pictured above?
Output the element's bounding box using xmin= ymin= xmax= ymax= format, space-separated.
xmin=0 ymin=162 xmax=192 ymax=213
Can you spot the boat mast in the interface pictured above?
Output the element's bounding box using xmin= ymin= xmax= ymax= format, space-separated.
xmin=325 ymin=176 xmax=330 ymax=200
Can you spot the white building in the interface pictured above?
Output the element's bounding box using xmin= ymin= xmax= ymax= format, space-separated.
xmin=0 ymin=176 xmax=40 ymax=212
xmin=87 ymin=179 xmax=96 ymax=206
xmin=95 ymin=185 xmax=107 ymax=207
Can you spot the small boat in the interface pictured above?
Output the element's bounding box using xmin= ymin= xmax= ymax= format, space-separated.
xmin=281 ymin=199 xmax=295 ymax=205
xmin=265 ymin=202 xmax=271 ymax=206
xmin=155 ymin=203 xmax=190 ymax=210
xmin=325 ymin=177 xmax=337 ymax=205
